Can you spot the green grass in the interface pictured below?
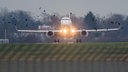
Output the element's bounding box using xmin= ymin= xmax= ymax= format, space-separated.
xmin=0 ymin=42 xmax=128 ymax=62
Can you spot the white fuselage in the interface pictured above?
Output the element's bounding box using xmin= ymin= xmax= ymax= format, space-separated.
xmin=59 ymin=17 xmax=76 ymax=38
xmin=60 ymin=17 xmax=72 ymax=27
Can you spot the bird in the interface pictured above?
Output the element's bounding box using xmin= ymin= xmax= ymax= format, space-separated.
xmin=118 ymin=23 xmax=121 ymax=25
xmin=43 ymin=10 xmax=46 ymax=12
xmin=39 ymin=7 xmax=41 ymax=10
xmin=110 ymin=21 xmax=114 ymax=24
xmin=25 ymin=19 xmax=28 ymax=21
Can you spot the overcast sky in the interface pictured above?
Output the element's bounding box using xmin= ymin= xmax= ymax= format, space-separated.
xmin=0 ymin=0 xmax=128 ymax=17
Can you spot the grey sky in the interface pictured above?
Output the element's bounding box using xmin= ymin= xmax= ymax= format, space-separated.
xmin=0 ymin=0 xmax=128 ymax=17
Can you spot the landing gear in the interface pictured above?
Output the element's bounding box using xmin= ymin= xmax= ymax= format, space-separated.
xmin=54 ymin=39 xmax=60 ymax=43
xmin=76 ymin=39 xmax=82 ymax=43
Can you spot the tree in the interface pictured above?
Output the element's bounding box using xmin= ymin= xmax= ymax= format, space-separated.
xmin=50 ymin=14 xmax=60 ymax=28
xmin=0 ymin=10 xmax=40 ymax=43
xmin=84 ymin=11 xmax=97 ymax=29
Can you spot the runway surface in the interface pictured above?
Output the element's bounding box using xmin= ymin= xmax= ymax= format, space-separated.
xmin=0 ymin=42 xmax=128 ymax=72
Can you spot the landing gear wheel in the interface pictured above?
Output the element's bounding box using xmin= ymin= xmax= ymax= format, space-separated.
xmin=57 ymin=39 xmax=59 ymax=43
xmin=76 ymin=39 xmax=82 ymax=43
xmin=54 ymin=40 xmax=57 ymax=43
xmin=79 ymin=39 xmax=82 ymax=43
xmin=54 ymin=39 xmax=60 ymax=43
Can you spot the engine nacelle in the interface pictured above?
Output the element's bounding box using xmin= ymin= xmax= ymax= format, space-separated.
xmin=47 ymin=31 xmax=54 ymax=37
xmin=80 ymin=30 xmax=88 ymax=37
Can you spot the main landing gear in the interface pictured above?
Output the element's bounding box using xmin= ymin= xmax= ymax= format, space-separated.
xmin=53 ymin=39 xmax=82 ymax=43
xmin=54 ymin=39 xmax=60 ymax=43
xmin=76 ymin=39 xmax=82 ymax=43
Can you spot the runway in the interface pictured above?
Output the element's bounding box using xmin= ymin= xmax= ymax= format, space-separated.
xmin=1 ymin=61 xmax=128 ymax=72
xmin=0 ymin=42 xmax=128 ymax=72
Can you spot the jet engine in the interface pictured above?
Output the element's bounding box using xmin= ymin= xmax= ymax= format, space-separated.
xmin=47 ymin=31 xmax=54 ymax=37
xmin=80 ymin=30 xmax=88 ymax=37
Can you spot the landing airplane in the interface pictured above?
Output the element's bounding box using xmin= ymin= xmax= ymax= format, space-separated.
xmin=17 ymin=16 xmax=120 ymax=42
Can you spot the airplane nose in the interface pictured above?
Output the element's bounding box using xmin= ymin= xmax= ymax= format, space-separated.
xmin=63 ymin=29 xmax=67 ymax=34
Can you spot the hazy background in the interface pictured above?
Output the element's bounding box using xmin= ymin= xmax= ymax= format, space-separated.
xmin=0 ymin=0 xmax=128 ymax=16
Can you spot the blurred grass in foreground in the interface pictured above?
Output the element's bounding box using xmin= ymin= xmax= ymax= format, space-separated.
xmin=0 ymin=42 xmax=128 ymax=62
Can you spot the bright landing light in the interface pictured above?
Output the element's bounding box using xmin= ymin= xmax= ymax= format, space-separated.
xmin=71 ymin=29 xmax=75 ymax=33
xmin=63 ymin=29 xmax=67 ymax=34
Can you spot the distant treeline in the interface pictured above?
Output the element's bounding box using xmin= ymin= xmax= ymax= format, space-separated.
xmin=0 ymin=8 xmax=128 ymax=43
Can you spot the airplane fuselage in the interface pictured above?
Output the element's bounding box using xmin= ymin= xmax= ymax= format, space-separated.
xmin=59 ymin=17 xmax=76 ymax=38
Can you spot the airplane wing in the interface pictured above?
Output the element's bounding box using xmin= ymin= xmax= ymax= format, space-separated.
xmin=17 ymin=27 xmax=120 ymax=33
xmin=15 ymin=25 xmax=62 ymax=33
xmin=75 ymin=28 xmax=120 ymax=32
xmin=17 ymin=29 xmax=61 ymax=33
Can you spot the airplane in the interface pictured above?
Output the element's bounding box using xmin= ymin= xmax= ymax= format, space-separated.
xmin=16 ymin=15 xmax=120 ymax=43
